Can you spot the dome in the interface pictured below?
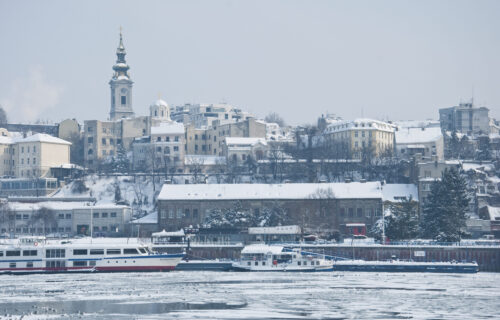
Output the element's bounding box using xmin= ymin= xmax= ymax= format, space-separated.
xmin=153 ymin=99 xmax=169 ymax=108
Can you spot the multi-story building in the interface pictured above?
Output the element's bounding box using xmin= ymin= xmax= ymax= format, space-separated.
xmin=439 ymin=102 xmax=490 ymax=135
xmin=173 ymin=103 xmax=254 ymax=128
xmin=0 ymin=135 xmax=14 ymax=176
xmin=224 ymin=137 xmax=268 ymax=164
xmin=185 ymin=118 xmax=267 ymax=157
xmin=157 ymin=181 xmax=398 ymax=237
xmin=14 ymin=134 xmax=71 ymax=178
xmin=132 ymin=121 xmax=185 ymax=173
xmin=395 ymin=127 xmax=444 ymax=160
xmin=323 ymin=119 xmax=395 ymax=159
xmin=0 ymin=201 xmax=131 ymax=237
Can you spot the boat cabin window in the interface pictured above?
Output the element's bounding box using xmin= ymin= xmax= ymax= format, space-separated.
xmin=255 ymin=261 xmax=258 ymax=266
xmin=138 ymin=248 xmax=147 ymax=254
xmin=9 ymin=262 xmax=16 ymax=268
xmin=23 ymin=250 xmax=37 ymax=256
xmin=106 ymin=249 xmax=121 ymax=255
xmin=298 ymin=261 xmax=301 ymax=265
xmin=46 ymin=249 xmax=65 ymax=258
xmin=73 ymin=249 xmax=88 ymax=255
xmin=46 ymin=260 xmax=65 ymax=268
xmin=124 ymin=248 xmax=139 ymax=254
xmin=316 ymin=261 xmax=320 ymax=265
xmin=6 ymin=250 xmax=21 ymax=257
xmin=73 ymin=261 xmax=87 ymax=267
xmin=0 ymin=251 xmax=3 ymax=257
xmin=90 ymin=249 xmax=104 ymax=255
xmin=26 ymin=262 xmax=33 ymax=268
xmin=262 ymin=261 xmax=266 ymax=266
xmin=247 ymin=261 xmax=251 ymax=266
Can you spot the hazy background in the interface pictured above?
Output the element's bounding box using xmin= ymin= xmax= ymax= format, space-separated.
xmin=0 ymin=0 xmax=498 ymax=125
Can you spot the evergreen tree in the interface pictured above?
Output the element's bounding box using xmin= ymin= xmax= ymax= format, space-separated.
xmin=114 ymin=181 xmax=122 ymax=203
xmin=385 ymin=197 xmax=419 ymax=240
xmin=476 ymin=136 xmax=491 ymax=161
xmin=115 ymin=145 xmax=130 ymax=173
xmin=420 ymin=168 xmax=469 ymax=242
xmin=259 ymin=201 xmax=289 ymax=227
xmin=448 ymin=131 xmax=461 ymax=159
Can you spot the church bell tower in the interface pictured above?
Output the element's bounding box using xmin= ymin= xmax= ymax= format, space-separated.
xmin=109 ymin=29 xmax=134 ymax=121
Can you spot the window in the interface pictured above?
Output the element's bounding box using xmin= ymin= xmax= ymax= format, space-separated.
xmin=157 ymin=137 xmax=161 ymax=142
xmin=175 ymin=136 xmax=179 ymax=142
xmin=73 ymin=261 xmax=87 ymax=267
xmin=6 ymin=250 xmax=20 ymax=257
xmin=348 ymin=208 xmax=354 ymax=217
xmin=46 ymin=260 xmax=65 ymax=268
xmin=106 ymin=249 xmax=121 ymax=255
xmin=9 ymin=262 xmax=16 ymax=268
xmin=102 ymin=226 xmax=108 ymax=231
xmin=102 ymin=212 xmax=108 ymax=218
xmin=73 ymin=249 xmax=88 ymax=255
xmin=26 ymin=262 xmax=34 ymax=268
xmin=121 ymin=96 xmax=126 ymax=105
xmin=102 ymin=138 xmax=106 ymax=145
xmin=169 ymin=210 xmax=174 ymax=219
xmin=193 ymin=209 xmax=198 ymax=218
xmin=111 ymin=212 xmax=117 ymax=218
xmin=66 ymin=213 xmax=71 ymax=219
xmin=23 ymin=250 xmax=37 ymax=256
xmin=177 ymin=209 xmax=182 ymax=219
xmin=90 ymin=249 xmax=104 ymax=255
xmin=173 ymin=146 xmax=179 ymax=152
xmin=185 ymin=209 xmax=190 ymax=218
xmin=357 ymin=208 xmax=363 ymax=217
xmin=93 ymin=226 xmax=99 ymax=232
xmin=58 ymin=213 xmax=65 ymax=219
xmin=124 ymin=248 xmax=138 ymax=254
xmin=23 ymin=214 xmax=29 ymax=220
xmin=93 ymin=212 xmax=99 ymax=218
xmin=46 ymin=249 xmax=65 ymax=258
xmin=87 ymin=137 xmax=93 ymax=144
xmin=0 ymin=251 xmax=3 ymax=257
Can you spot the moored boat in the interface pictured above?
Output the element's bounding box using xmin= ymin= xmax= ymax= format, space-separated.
xmin=232 ymin=244 xmax=333 ymax=272
xmin=0 ymin=236 xmax=183 ymax=274
xmin=332 ymin=259 xmax=479 ymax=273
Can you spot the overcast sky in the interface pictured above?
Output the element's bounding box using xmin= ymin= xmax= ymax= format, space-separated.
xmin=0 ymin=0 xmax=499 ymax=125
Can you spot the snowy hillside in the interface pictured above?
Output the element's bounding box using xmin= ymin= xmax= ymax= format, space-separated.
xmin=53 ymin=175 xmax=160 ymax=216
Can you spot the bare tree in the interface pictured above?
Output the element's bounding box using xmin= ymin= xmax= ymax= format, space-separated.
xmin=30 ymin=207 xmax=58 ymax=236
xmin=265 ymin=112 xmax=286 ymax=127
xmin=186 ymin=156 xmax=206 ymax=184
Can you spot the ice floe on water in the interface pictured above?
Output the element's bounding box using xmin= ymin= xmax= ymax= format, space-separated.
xmin=0 ymin=271 xmax=498 ymax=319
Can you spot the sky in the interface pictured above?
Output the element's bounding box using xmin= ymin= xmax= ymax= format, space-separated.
xmin=0 ymin=0 xmax=499 ymax=125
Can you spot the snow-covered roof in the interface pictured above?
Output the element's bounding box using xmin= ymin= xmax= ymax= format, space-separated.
xmin=158 ymin=182 xmax=383 ymax=201
xmin=241 ymin=244 xmax=284 ymax=255
xmin=0 ymin=136 xmax=13 ymax=144
xmin=462 ymin=162 xmax=495 ymax=172
xmin=393 ymin=120 xmax=440 ymax=129
xmin=485 ymin=206 xmax=500 ymax=221
xmin=151 ymin=122 xmax=184 ymax=135
xmin=152 ymin=99 xmax=169 ymax=108
xmin=152 ymin=229 xmax=185 ymax=237
xmin=325 ymin=118 xmax=395 ymax=134
xmin=7 ymin=202 xmax=128 ymax=211
xmin=225 ymin=137 xmax=267 ymax=146
xmin=130 ymin=212 xmax=157 ymax=224
xmin=248 ymin=225 xmax=301 ymax=235
xmin=382 ymin=184 xmax=418 ymax=202
xmin=16 ymin=133 xmax=71 ymax=145
xmin=395 ymin=127 xmax=442 ymax=144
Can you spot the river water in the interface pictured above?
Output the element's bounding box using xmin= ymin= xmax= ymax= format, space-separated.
xmin=0 ymin=271 xmax=498 ymax=319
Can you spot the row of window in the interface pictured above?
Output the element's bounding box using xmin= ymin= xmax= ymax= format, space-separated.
xmin=92 ymin=212 xmax=118 ymax=218
xmin=20 ymin=146 xmax=37 ymax=154
xmin=0 ymin=250 xmax=37 ymax=257
xmin=160 ymin=208 xmax=199 ymax=220
xmin=20 ymin=157 xmax=36 ymax=165
xmin=14 ymin=213 xmax=72 ymax=220
xmin=155 ymin=136 xmax=180 ymax=142
xmin=339 ymin=207 xmax=381 ymax=218
xmin=2 ymin=227 xmax=72 ymax=234
xmin=72 ymin=248 xmax=143 ymax=255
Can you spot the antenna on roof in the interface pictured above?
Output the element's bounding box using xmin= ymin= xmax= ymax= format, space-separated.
xmin=471 ymin=85 xmax=474 ymax=106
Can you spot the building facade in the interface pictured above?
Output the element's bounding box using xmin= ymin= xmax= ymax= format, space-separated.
xmin=395 ymin=127 xmax=444 ymax=160
xmin=439 ymin=102 xmax=490 ymax=135
xmin=323 ymin=119 xmax=395 ymax=159
xmin=157 ymin=182 xmax=389 ymax=237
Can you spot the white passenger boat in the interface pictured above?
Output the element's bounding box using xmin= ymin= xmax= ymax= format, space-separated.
xmin=0 ymin=236 xmax=183 ymax=274
xmin=232 ymin=244 xmax=333 ymax=272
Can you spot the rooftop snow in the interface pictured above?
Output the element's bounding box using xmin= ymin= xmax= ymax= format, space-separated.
xmin=158 ymin=182 xmax=383 ymax=201
xmin=151 ymin=122 xmax=184 ymax=135
xmin=395 ymin=127 xmax=442 ymax=144
xmin=131 ymin=212 xmax=158 ymax=224
xmin=8 ymin=201 xmax=128 ymax=211
xmin=225 ymin=137 xmax=267 ymax=146
xmin=382 ymin=184 xmax=419 ymax=202
xmin=185 ymin=155 xmax=226 ymax=165
xmin=16 ymin=133 xmax=71 ymax=145
xmin=485 ymin=206 xmax=500 ymax=221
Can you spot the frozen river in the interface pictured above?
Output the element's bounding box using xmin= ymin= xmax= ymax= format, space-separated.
xmin=0 ymin=271 xmax=498 ymax=319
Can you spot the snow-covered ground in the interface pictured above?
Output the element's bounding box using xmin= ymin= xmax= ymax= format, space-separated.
xmin=53 ymin=175 xmax=161 ymax=217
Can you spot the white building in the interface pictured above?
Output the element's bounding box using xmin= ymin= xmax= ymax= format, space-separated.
xmin=395 ymin=127 xmax=444 ymax=160
xmin=1 ymin=202 xmax=132 ymax=237
xmin=224 ymin=137 xmax=268 ymax=164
